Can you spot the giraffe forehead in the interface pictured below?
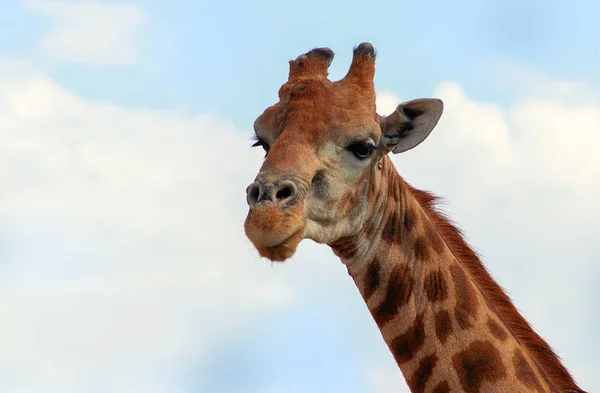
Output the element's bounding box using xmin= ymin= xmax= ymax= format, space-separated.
xmin=256 ymin=80 xmax=378 ymax=143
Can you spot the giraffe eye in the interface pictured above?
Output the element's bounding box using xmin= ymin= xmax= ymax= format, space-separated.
xmin=251 ymin=138 xmax=271 ymax=157
xmin=347 ymin=141 xmax=376 ymax=160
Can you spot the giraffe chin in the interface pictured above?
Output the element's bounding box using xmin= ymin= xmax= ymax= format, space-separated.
xmin=254 ymin=228 xmax=304 ymax=262
xmin=244 ymin=203 xmax=306 ymax=262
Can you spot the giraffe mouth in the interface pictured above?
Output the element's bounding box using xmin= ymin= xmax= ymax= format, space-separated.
xmin=244 ymin=198 xmax=306 ymax=262
xmin=255 ymin=227 xmax=304 ymax=262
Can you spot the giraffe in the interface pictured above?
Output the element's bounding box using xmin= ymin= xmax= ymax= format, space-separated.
xmin=244 ymin=43 xmax=586 ymax=393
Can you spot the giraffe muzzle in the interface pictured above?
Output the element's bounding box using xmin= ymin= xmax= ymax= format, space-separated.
xmin=244 ymin=177 xmax=306 ymax=261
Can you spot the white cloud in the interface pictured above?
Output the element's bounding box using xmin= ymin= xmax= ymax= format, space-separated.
xmin=488 ymin=60 xmax=598 ymax=101
xmin=375 ymin=91 xmax=401 ymax=116
xmin=24 ymin=0 xmax=148 ymax=66
xmin=0 ymin=58 xmax=36 ymax=79
xmin=0 ymin=70 xmax=296 ymax=393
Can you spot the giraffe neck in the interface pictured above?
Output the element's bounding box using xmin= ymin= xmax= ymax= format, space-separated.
xmin=330 ymin=157 xmax=583 ymax=393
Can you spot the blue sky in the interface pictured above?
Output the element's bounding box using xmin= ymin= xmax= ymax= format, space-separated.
xmin=2 ymin=0 xmax=599 ymax=123
xmin=0 ymin=1 xmax=598 ymax=393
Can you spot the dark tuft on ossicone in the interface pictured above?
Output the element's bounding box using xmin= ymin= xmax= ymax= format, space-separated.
xmin=296 ymin=47 xmax=335 ymax=65
xmin=353 ymin=42 xmax=376 ymax=59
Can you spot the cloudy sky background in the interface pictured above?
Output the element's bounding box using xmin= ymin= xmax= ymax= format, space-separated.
xmin=0 ymin=1 xmax=598 ymax=392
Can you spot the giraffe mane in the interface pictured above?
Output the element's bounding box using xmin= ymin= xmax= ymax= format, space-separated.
xmin=407 ymin=184 xmax=586 ymax=393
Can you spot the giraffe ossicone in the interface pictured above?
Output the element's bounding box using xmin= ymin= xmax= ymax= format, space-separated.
xmin=244 ymin=43 xmax=586 ymax=393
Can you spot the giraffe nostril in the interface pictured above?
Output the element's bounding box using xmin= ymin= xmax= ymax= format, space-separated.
xmin=247 ymin=179 xmax=298 ymax=208
xmin=274 ymin=181 xmax=297 ymax=203
xmin=276 ymin=186 xmax=292 ymax=201
xmin=246 ymin=182 xmax=262 ymax=208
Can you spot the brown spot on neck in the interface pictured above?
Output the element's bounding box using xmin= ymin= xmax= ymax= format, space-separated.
xmin=389 ymin=313 xmax=426 ymax=365
xmin=363 ymin=257 xmax=380 ymax=300
xmin=434 ymin=310 xmax=453 ymax=344
xmin=514 ymin=348 xmax=544 ymax=392
xmin=423 ymin=269 xmax=448 ymax=302
xmin=372 ymin=263 xmax=413 ymax=328
xmin=452 ymin=340 xmax=507 ymax=393
xmin=404 ymin=208 xmax=415 ymax=231
xmin=381 ymin=172 xmax=411 ymax=245
xmin=330 ymin=236 xmax=358 ymax=260
xmin=408 ymin=353 xmax=438 ymax=393
xmin=487 ymin=316 xmax=509 ymax=341
xmin=413 ymin=235 xmax=431 ymax=261
xmin=382 ymin=209 xmax=400 ymax=244
xmin=432 ymin=381 xmax=450 ymax=393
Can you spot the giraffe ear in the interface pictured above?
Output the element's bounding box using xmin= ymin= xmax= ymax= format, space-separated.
xmin=379 ymin=98 xmax=443 ymax=154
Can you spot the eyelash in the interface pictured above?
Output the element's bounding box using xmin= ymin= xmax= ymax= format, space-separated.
xmin=252 ymin=137 xmax=376 ymax=160
xmin=251 ymin=137 xmax=270 ymax=157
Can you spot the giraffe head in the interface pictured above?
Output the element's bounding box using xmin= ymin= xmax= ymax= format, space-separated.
xmin=245 ymin=43 xmax=443 ymax=261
